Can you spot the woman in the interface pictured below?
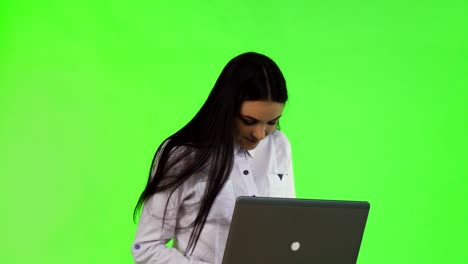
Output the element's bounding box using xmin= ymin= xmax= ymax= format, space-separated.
xmin=132 ymin=52 xmax=295 ymax=264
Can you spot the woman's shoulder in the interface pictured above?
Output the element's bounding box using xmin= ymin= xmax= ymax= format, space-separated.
xmin=151 ymin=139 xmax=199 ymax=176
xmin=159 ymin=138 xmax=198 ymax=160
xmin=256 ymin=129 xmax=291 ymax=159
xmin=269 ymin=129 xmax=291 ymax=148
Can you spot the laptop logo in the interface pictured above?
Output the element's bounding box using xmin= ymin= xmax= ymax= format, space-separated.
xmin=291 ymin=241 xmax=301 ymax=251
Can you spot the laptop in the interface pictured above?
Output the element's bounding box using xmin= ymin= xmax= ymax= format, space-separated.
xmin=222 ymin=196 xmax=370 ymax=264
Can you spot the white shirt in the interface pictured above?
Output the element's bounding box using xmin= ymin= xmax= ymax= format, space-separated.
xmin=132 ymin=129 xmax=295 ymax=264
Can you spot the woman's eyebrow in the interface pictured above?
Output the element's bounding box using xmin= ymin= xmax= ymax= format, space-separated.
xmin=241 ymin=114 xmax=282 ymax=122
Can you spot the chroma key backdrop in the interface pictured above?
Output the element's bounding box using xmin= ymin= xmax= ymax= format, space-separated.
xmin=1 ymin=1 xmax=466 ymax=263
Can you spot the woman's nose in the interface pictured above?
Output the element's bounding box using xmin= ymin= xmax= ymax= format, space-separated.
xmin=252 ymin=125 xmax=266 ymax=140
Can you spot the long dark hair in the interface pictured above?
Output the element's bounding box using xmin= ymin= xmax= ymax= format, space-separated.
xmin=133 ymin=52 xmax=288 ymax=255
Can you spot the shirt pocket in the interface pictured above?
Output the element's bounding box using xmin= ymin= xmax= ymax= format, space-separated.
xmin=268 ymin=172 xmax=289 ymax=197
xmin=196 ymin=179 xmax=236 ymax=223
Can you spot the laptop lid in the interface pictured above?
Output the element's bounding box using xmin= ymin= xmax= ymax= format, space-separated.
xmin=222 ymin=196 xmax=370 ymax=264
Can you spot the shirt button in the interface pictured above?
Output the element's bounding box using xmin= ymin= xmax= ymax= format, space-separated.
xmin=134 ymin=243 xmax=141 ymax=250
xmin=243 ymin=170 xmax=249 ymax=175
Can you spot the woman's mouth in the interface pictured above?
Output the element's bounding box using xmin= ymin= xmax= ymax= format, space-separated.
xmin=245 ymin=137 xmax=259 ymax=144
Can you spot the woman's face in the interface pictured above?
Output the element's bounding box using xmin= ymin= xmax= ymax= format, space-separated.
xmin=234 ymin=100 xmax=284 ymax=150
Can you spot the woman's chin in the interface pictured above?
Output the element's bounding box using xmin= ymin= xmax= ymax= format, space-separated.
xmin=241 ymin=140 xmax=259 ymax=150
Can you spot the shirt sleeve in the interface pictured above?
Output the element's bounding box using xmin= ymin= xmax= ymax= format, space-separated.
xmin=131 ymin=143 xmax=211 ymax=264
xmin=131 ymin=184 xmax=210 ymax=264
xmin=286 ymin=152 xmax=296 ymax=198
xmin=285 ymin=137 xmax=296 ymax=198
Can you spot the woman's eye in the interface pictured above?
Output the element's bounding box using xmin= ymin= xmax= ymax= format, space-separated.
xmin=243 ymin=120 xmax=256 ymax=125
xmin=240 ymin=117 xmax=277 ymax=126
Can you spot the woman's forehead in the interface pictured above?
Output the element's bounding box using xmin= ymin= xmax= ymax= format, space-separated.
xmin=240 ymin=101 xmax=284 ymax=120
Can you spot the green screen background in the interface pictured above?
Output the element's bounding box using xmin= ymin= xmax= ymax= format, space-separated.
xmin=1 ymin=0 xmax=466 ymax=263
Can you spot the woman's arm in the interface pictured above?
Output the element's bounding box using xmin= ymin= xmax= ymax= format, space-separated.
xmin=286 ymin=155 xmax=296 ymax=198
xmin=131 ymin=186 xmax=210 ymax=264
xmin=285 ymin=139 xmax=296 ymax=198
xmin=132 ymin=142 xmax=210 ymax=264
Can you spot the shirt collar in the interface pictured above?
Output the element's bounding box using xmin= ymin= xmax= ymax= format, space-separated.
xmin=248 ymin=147 xmax=257 ymax=158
